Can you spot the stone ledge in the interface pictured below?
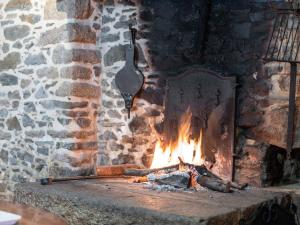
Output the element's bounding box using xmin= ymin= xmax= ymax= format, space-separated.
xmin=14 ymin=178 xmax=293 ymax=225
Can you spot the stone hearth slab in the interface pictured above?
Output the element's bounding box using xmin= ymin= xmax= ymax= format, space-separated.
xmin=14 ymin=178 xmax=290 ymax=225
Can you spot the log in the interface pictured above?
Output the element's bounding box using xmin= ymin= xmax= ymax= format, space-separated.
xmin=197 ymin=175 xmax=231 ymax=193
xmin=97 ymin=164 xmax=140 ymax=176
xmin=148 ymin=171 xmax=190 ymax=188
xmin=124 ymin=164 xmax=179 ymax=176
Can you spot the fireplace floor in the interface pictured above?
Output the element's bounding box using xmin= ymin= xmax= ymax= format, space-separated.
xmin=14 ymin=178 xmax=292 ymax=225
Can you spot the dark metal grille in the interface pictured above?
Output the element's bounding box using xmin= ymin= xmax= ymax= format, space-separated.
xmin=265 ymin=13 xmax=300 ymax=63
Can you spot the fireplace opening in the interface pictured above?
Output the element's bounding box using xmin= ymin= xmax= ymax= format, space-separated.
xmin=2 ymin=0 xmax=300 ymax=224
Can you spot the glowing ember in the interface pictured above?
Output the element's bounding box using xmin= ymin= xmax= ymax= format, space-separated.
xmin=150 ymin=110 xmax=204 ymax=169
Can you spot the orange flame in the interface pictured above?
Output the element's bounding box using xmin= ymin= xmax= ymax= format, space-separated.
xmin=150 ymin=111 xmax=204 ymax=169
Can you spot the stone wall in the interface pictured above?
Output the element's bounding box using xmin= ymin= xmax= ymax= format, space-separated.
xmin=98 ymin=0 xmax=207 ymax=167
xmin=204 ymin=0 xmax=300 ymax=186
xmin=0 ymin=0 xmax=101 ymax=199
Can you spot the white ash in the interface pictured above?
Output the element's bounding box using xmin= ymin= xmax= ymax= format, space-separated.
xmin=147 ymin=171 xmax=190 ymax=181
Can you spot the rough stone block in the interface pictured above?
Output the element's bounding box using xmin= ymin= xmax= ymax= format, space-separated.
xmin=6 ymin=116 xmax=22 ymax=131
xmin=4 ymin=0 xmax=32 ymax=11
xmin=39 ymin=23 xmax=96 ymax=46
xmin=60 ymin=66 xmax=92 ymax=80
xmin=0 ymin=131 xmax=11 ymax=140
xmin=52 ymin=46 xmax=101 ymax=65
xmin=24 ymin=53 xmax=47 ymax=65
xmin=37 ymin=67 xmax=59 ymax=79
xmin=4 ymin=25 xmax=30 ymax=41
xmin=0 ymin=52 xmax=21 ymax=71
xmin=44 ymin=0 xmax=93 ymax=20
xmin=0 ymin=73 xmax=18 ymax=86
xmin=40 ymin=100 xmax=88 ymax=109
xmin=19 ymin=14 xmax=41 ymax=24
xmin=55 ymin=81 xmax=100 ymax=98
xmin=252 ymin=104 xmax=288 ymax=148
xmin=103 ymin=45 xmax=126 ymax=67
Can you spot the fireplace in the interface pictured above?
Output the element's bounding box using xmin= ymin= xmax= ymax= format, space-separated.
xmin=97 ymin=0 xmax=300 ymax=187
xmin=1 ymin=0 xmax=300 ymax=201
xmin=1 ymin=0 xmax=300 ymax=224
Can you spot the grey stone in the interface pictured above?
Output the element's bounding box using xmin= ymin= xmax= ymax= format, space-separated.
xmin=52 ymin=46 xmax=101 ymax=64
xmin=60 ymin=66 xmax=92 ymax=80
xmin=101 ymin=33 xmax=120 ymax=43
xmin=107 ymin=110 xmax=122 ymax=119
xmin=23 ymin=90 xmax=31 ymax=99
xmin=55 ymin=82 xmax=100 ymax=98
xmin=93 ymin=23 xmax=101 ymax=30
xmin=102 ymin=15 xmax=115 ymax=24
xmin=129 ymin=117 xmax=147 ymax=133
xmin=25 ymin=130 xmax=45 ymax=138
xmin=100 ymin=131 xmax=117 ymax=141
xmin=61 ymin=110 xmax=89 ymax=117
xmin=0 ymin=73 xmax=18 ymax=86
xmin=24 ymin=102 xmax=36 ymax=113
xmin=19 ymin=69 xmax=33 ymax=75
xmin=0 ymin=109 xmax=8 ymax=118
xmin=37 ymin=67 xmax=59 ymax=79
xmin=23 ymin=152 xmax=34 ymax=163
xmin=93 ymin=66 xmax=101 ymax=78
xmin=44 ymin=0 xmax=94 ymax=20
xmin=37 ymin=147 xmax=49 ymax=156
xmin=39 ymin=23 xmax=96 ymax=46
xmin=114 ymin=19 xmax=137 ymax=29
xmin=0 ymin=131 xmax=11 ymax=140
xmin=12 ymin=41 xmax=23 ymax=49
xmin=75 ymin=118 xmax=91 ymax=128
xmin=101 ymin=26 xmax=110 ymax=33
xmin=103 ymin=45 xmax=126 ymax=66
xmin=6 ymin=116 xmax=22 ymax=131
xmin=40 ymin=100 xmax=88 ymax=109
xmin=24 ymin=53 xmax=47 ymax=65
xmin=19 ymin=14 xmax=41 ymax=24
xmin=57 ymin=118 xmax=72 ymax=126
xmin=4 ymin=25 xmax=30 ymax=41
xmin=35 ymin=87 xmax=48 ymax=99
xmin=22 ymin=115 xmax=35 ymax=128
xmin=4 ymin=0 xmax=32 ymax=11
xmin=8 ymin=90 xmax=21 ymax=99
xmin=20 ymin=79 xmax=30 ymax=88
xmin=12 ymin=101 xmax=19 ymax=109
xmin=2 ymin=43 xmax=10 ymax=53
xmin=102 ymin=100 xmax=114 ymax=108
xmin=0 ymin=52 xmax=21 ymax=71
xmin=56 ymin=142 xmax=97 ymax=151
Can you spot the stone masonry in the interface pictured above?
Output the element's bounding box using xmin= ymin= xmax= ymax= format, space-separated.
xmin=0 ymin=0 xmax=101 ymax=199
xmin=1 ymin=0 xmax=300 ymax=200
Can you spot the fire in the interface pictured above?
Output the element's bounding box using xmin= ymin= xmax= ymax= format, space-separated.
xmin=150 ymin=111 xmax=204 ymax=169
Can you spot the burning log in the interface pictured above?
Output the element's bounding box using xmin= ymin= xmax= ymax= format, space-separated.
xmin=124 ymin=164 xmax=179 ymax=176
xmin=189 ymin=166 xmax=231 ymax=193
xmin=196 ymin=176 xmax=231 ymax=193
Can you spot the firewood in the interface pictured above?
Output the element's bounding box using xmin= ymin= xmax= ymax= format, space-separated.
xmin=97 ymin=164 xmax=140 ymax=176
xmin=196 ymin=175 xmax=231 ymax=193
xmin=190 ymin=165 xmax=231 ymax=193
xmin=131 ymin=176 xmax=148 ymax=183
xmin=148 ymin=171 xmax=190 ymax=188
xmin=124 ymin=164 xmax=179 ymax=176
